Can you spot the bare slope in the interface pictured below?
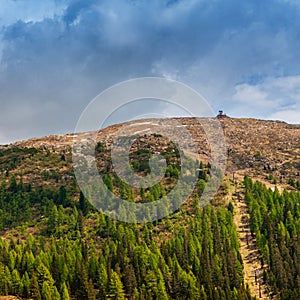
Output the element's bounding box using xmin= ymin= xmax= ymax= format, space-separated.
xmin=1 ymin=117 xmax=299 ymax=187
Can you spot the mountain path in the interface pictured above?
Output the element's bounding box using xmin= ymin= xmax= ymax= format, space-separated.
xmin=231 ymin=181 xmax=271 ymax=300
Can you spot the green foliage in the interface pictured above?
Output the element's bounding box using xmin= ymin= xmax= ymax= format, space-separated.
xmin=0 ymin=189 xmax=255 ymax=300
xmin=107 ymin=271 xmax=125 ymax=300
xmin=288 ymin=178 xmax=300 ymax=190
xmin=0 ymin=147 xmax=263 ymax=300
xmin=244 ymin=177 xmax=300 ymax=300
xmin=0 ymin=147 xmax=39 ymax=172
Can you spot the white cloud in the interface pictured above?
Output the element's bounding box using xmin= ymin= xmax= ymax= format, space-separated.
xmin=268 ymin=109 xmax=300 ymax=123
xmin=230 ymin=75 xmax=300 ymax=123
xmin=0 ymin=0 xmax=67 ymax=27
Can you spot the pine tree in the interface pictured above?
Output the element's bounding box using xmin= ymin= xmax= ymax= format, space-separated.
xmin=60 ymin=282 xmax=70 ymax=300
xmin=48 ymin=205 xmax=58 ymax=234
xmin=0 ymin=263 xmax=9 ymax=295
xmin=41 ymin=281 xmax=53 ymax=300
xmin=123 ymin=263 xmax=137 ymax=297
xmin=30 ymin=272 xmax=42 ymax=300
xmin=157 ymin=278 xmax=169 ymax=300
xmin=107 ymin=270 xmax=125 ymax=300
xmin=58 ymin=186 xmax=67 ymax=206
xmin=21 ymin=272 xmax=31 ymax=299
xmin=79 ymin=191 xmax=89 ymax=216
xmin=11 ymin=269 xmax=21 ymax=295
xmin=98 ymin=263 xmax=108 ymax=298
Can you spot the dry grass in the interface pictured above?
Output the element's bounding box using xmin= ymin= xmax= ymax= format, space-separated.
xmin=232 ymin=181 xmax=273 ymax=300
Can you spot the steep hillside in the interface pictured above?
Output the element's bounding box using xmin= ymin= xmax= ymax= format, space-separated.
xmin=0 ymin=117 xmax=299 ymax=300
xmin=1 ymin=117 xmax=299 ymax=189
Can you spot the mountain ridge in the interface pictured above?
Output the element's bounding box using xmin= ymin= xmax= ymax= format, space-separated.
xmin=1 ymin=116 xmax=299 ymax=190
xmin=1 ymin=116 xmax=299 ymax=148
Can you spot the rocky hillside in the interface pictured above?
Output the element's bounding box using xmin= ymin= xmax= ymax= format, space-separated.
xmin=1 ymin=117 xmax=299 ymax=190
xmin=0 ymin=117 xmax=299 ymax=300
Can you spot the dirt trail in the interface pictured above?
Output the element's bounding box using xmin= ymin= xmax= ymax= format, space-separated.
xmin=231 ymin=182 xmax=271 ymax=300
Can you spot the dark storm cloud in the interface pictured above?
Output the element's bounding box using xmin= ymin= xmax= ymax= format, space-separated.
xmin=0 ymin=0 xmax=300 ymax=143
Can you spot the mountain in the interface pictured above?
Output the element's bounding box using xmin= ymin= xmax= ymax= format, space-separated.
xmin=1 ymin=117 xmax=299 ymax=189
xmin=0 ymin=117 xmax=299 ymax=300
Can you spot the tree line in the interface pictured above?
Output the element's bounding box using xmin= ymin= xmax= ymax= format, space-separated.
xmin=0 ymin=174 xmax=255 ymax=299
xmin=244 ymin=177 xmax=300 ymax=300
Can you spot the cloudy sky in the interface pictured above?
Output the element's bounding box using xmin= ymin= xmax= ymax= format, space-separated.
xmin=0 ymin=0 xmax=300 ymax=144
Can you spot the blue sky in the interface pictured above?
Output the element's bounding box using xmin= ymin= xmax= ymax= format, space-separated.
xmin=0 ymin=0 xmax=300 ymax=144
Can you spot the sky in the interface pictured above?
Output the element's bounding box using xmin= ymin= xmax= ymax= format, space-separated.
xmin=0 ymin=0 xmax=300 ymax=144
